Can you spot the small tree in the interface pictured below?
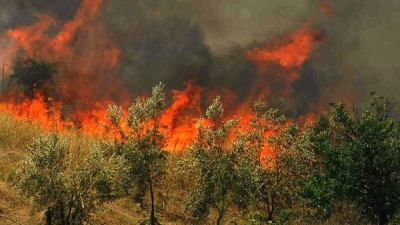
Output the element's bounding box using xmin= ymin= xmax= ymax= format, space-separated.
xmin=242 ymin=101 xmax=315 ymax=223
xmin=16 ymin=133 xmax=121 ymax=225
xmin=303 ymin=92 xmax=400 ymax=225
xmin=106 ymin=83 xmax=167 ymax=225
xmin=186 ymin=96 xmax=245 ymax=225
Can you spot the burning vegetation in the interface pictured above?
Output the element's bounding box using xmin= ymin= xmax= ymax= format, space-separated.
xmin=0 ymin=0 xmax=326 ymax=150
xmin=0 ymin=0 xmax=400 ymax=225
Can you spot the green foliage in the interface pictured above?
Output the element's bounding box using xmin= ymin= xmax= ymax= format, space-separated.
xmin=241 ymin=210 xmax=264 ymax=225
xmin=15 ymin=133 xmax=121 ymax=225
xmin=304 ymin=93 xmax=400 ymax=225
xmin=242 ymin=101 xmax=315 ymax=223
xmin=186 ymin=98 xmax=315 ymax=224
xmin=275 ymin=208 xmax=302 ymax=224
xmin=186 ymin=96 xmax=243 ymax=224
xmin=301 ymin=113 xmax=343 ymax=219
xmin=10 ymin=54 xmax=57 ymax=99
xmin=106 ymin=83 xmax=167 ymax=225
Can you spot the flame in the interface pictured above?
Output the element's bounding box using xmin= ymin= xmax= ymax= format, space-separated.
xmin=0 ymin=0 xmax=324 ymax=156
xmin=0 ymin=92 xmax=64 ymax=131
xmin=247 ymin=27 xmax=323 ymax=82
xmin=4 ymin=0 xmax=124 ymax=114
xmin=162 ymin=81 xmax=203 ymax=151
xmin=0 ymin=0 xmax=125 ymax=140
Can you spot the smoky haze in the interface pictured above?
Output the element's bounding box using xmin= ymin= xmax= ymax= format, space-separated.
xmin=1 ymin=0 xmax=400 ymax=114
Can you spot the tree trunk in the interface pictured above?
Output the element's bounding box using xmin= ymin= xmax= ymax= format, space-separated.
xmin=267 ymin=212 xmax=273 ymax=222
xmin=216 ymin=199 xmax=228 ymax=225
xmin=216 ymin=211 xmax=223 ymax=225
xmin=149 ymin=180 xmax=156 ymax=225
xmin=45 ymin=207 xmax=52 ymax=225
xmin=59 ymin=202 xmax=66 ymax=225
xmin=378 ymin=212 xmax=388 ymax=225
xmin=266 ymin=196 xmax=274 ymax=222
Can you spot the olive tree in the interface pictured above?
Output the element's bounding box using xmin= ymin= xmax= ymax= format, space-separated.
xmin=16 ymin=133 xmax=122 ymax=225
xmin=106 ymin=83 xmax=167 ymax=225
xmin=185 ymin=96 xmax=244 ymax=225
xmin=241 ymin=101 xmax=315 ymax=223
xmin=303 ymin=92 xmax=400 ymax=225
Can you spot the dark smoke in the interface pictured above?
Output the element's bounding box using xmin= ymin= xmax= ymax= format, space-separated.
xmin=308 ymin=0 xmax=400 ymax=106
xmin=0 ymin=0 xmax=82 ymax=30
xmin=2 ymin=0 xmax=400 ymax=116
xmin=101 ymin=1 xmax=213 ymax=92
xmin=101 ymin=0 xmax=318 ymax=116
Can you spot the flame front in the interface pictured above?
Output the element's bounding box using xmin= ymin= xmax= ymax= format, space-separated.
xmin=0 ymin=1 xmax=324 ymax=152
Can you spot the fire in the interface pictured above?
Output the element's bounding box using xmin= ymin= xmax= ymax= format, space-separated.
xmin=162 ymin=81 xmax=203 ymax=151
xmin=247 ymin=27 xmax=323 ymax=83
xmin=0 ymin=92 xmax=64 ymax=132
xmin=0 ymin=0 xmax=124 ymax=140
xmin=4 ymin=0 xmax=124 ymax=114
xmin=0 ymin=0 xmax=324 ymax=154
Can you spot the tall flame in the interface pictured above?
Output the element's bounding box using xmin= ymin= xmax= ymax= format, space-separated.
xmin=163 ymin=81 xmax=203 ymax=151
xmin=0 ymin=1 xmax=324 ymax=152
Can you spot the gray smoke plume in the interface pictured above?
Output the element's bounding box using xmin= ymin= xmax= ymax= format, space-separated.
xmin=0 ymin=0 xmax=82 ymax=30
xmin=2 ymin=0 xmax=400 ymax=115
xmin=309 ymin=0 xmax=400 ymax=105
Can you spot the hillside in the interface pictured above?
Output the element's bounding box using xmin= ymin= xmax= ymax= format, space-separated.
xmin=0 ymin=99 xmax=394 ymax=225
xmin=0 ymin=110 xmax=243 ymax=225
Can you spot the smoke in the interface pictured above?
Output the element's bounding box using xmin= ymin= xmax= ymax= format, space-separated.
xmin=100 ymin=0 xmax=318 ymax=113
xmin=194 ymin=0 xmax=400 ymax=107
xmin=0 ymin=0 xmax=82 ymax=30
xmin=189 ymin=0 xmax=313 ymax=50
xmin=1 ymin=0 xmax=400 ymax=116
xmin=308 ymin=0 xmax=400 ymax=104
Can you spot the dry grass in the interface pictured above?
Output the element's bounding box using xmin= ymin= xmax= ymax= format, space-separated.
xmin=0 ymin=112 xmax=44 ymax=182
xmin=0 ymin=180 xmax=53 ymax=225
xmin=0 ymin=111 xmax=377 ymax=225
xmin=0 ymin=111 xmax=97 ymax=224
xmin=0 ymin=112 xmax=44 ymax=149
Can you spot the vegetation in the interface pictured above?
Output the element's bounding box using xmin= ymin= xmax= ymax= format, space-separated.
xmin=16 ymin=133 xmax=122 ymax=225
xmin=0 ymin=85 xmax=400 ymax=224
xmin=105 ymin=83 xmax=167 ymax=225
xmin=303 ymin=92 xmax=400 ymax=225
xmin=185 ymin=96 xmax=243 ymax=224
xmin=241 ymin=101 xmax=315 ymax=223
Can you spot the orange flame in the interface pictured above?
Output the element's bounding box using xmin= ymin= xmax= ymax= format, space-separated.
xmin=0 ymin=92 xmax=64 ymax=131
xmin=0 ymin=1 xmax=324 ymax=155
xmin=162 ymin=81 xmax=203 ymax=151
xmin=4 ymin=0 xmax=124 ymax=113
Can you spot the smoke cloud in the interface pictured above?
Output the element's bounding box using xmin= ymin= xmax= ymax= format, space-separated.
xmin=309 ymin=0 xmax=400 ymax=104
xmin=1 ymin=0 xmax=400 ymax=116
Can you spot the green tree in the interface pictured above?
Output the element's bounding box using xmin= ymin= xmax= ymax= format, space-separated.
xmin=106 ymin=83 xmax=167 ymax=225
xmin=242 ymin=101 xmax=315 ymax=223
xmin=15 ymin=133 xmax=121 ymax=225
xmin=303 ymin=93 xmax=400 ymax=225
xmin=301 ymin=113 xmax=343 ymax=219
xmin=186 ymin=96 xmax=244 ymax=225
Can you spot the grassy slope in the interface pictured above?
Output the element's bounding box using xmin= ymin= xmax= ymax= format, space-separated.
xmin=0 ymin=112 xmax=233 ymax=224
xmin=0 ymin=112 xmax=43 ymax=224
xmin=0 ymin=111 xmax=370 ymax=225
